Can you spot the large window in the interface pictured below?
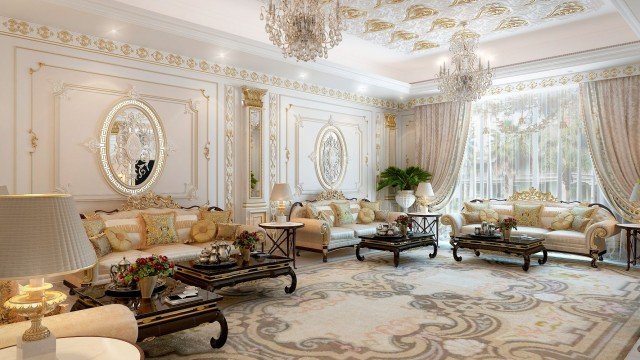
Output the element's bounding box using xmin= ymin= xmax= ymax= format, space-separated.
xmin=447 ymin=85 xmax=609 ymax=211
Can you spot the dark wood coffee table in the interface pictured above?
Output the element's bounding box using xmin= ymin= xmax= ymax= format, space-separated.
xmin=70 ymin=278 xmax=227 ymax=348
xmin=356 ymin=233 xmax=437 ymax=267
xmin=174 ymin=255 xmax=296 ymax=294
xmin=451 ymin=234 xmax=547 ymax=271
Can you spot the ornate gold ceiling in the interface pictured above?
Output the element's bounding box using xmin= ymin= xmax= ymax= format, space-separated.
xmin=339 ymin=0 xmax=602 ymax=53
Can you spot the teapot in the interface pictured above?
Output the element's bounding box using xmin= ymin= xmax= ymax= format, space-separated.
xmin=199 ymin=248 xmax=212 ymax=264
xmin=110 ymin=257 xmax=131 ymax=287
xmin=212 ymin=241 xmax=232 ymax=262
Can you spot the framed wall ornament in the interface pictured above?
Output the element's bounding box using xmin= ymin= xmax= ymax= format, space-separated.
xmin=98 ymin=98 xmax=166 ymax=196
xmin=314 ymin=124 xmax=347 ymax=190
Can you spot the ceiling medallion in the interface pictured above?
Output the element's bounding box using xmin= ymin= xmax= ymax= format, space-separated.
xmin=429 ymin=18 xmax=457 ymax=32
xmin=495 ymin=17 xmax=529 ymax=31
xmin=474 ymin=3 xmax=510 ymax=19
xmin=437 ymin=22 xmax=493 ymax=102
xmin=260 ymin=0 xmax=345 ymax=62
xmin=390 ymin=30 xmax=418 ymax=43
xmin=450 ymin=0 xmax=477 ymax=6
xmin=413 ymin=41 xmax=439 ymax=52
xmin=546 ymin=2 xmax=586 ymax=18
xmin=374 ymin=0 xmax=405 ymax=8
xmin=404 ymin=5 xmax=439 ymax=21
xmin=364 ymin=19 xmax=395 ymax=33
xmin=339 ymin=6 xmax=367 ymax=19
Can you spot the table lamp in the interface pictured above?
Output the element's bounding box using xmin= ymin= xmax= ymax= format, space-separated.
xmin=0 ymin=194 xmax=97 ymax=360
xmin=415 ymin=182 xmax=435 ymax=213
xmin=270 ymin=183 xmax=292 ymax=223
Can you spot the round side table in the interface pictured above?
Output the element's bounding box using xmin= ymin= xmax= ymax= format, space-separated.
xmin=259 ymin=222 xmax=304 ymax=268
xmin=0 ymin=336 xmax=144 ymax=359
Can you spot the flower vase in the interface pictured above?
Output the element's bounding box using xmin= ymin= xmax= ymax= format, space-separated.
xmin=241 ymin=248 xmax=251 ymax=262
xmin=502 ymin=229 xmax=511 ymax=241
xmin=138 ymin=275 xmax=158 ymax=299
xmin=400 ymin=225 xmax=408 ymax=238
xmin=395 ymin=190 xmax=416 ymax=213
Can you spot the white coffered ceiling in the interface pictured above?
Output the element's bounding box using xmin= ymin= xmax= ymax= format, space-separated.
xmin=2 ymin=0 xmax=639 ymax=100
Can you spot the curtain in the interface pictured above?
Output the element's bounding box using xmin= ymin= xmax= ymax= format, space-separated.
xmin=415 ymin=101 xmax=471 ymax=210
xmin=580 ymin=76 xmax=640 ymax=222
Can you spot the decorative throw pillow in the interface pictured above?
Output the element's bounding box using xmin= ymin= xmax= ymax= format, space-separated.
xmin=479 ymin=208 xmax=499 ymax=224
xmin=462 ymin=202 xmax=488 ymax=224
xmin=105 ymin=227 xmax=133 ymax=252
xmin=190 ymin=220 xmax=217 ymax=243
xmin=331 ymin=202 xmax=355 ymax=226
xmin=215 ymin=223 xmax=240 ymax=241
xmin=513 ymin=204 xmax=543 ymax=227
xmin=82 ymin=219 xmax=111 ymax=257
xmin=141 ymin=212 xmax=178 ymax=246
xmin=359 ymin=201 xmax=381 ymax=212
xmin=551 ymin=211 xmax=574 ymax=230
xmin=570 ymin=206 xmax=598 ymax=232
xmin=307 ymin=204 xmax=335 ymax=226
xmin=201 ymin=209 xmax=232 ymax=224
xmin=358 ymin=208 xmax=375 ymax=224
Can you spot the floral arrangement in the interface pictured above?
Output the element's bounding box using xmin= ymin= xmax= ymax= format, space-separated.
xmin=395 ymin=215 xmax=412 ymax=229
xmin=497 ymin=217 xmax=518 ymax=231
xmin=122 ymin=255 xmax=174 ymax=285
xmin=234 ymin=231 xmax=260 ymax=250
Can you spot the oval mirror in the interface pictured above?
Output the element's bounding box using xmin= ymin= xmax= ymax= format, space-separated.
xmin=315 ymin=125 xmax=347 ymax=190
xmin=99 ymin=99 xmax=166 ymax=195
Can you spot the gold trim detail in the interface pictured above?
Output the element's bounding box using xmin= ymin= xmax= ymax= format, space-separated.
xmin=389 ymin=30 xmax=418 ymax=43
xmin=364 ymin=19 xmax=395 ymax=33
xmin=507 ymin=187 xmax=558 ymax=202
xmin=413 ymin=41 xmax=439 ymax=52
xmin=384 ymin=114 xmax=397 ymax=129
xmin=404 ymin=5 xmax=439 ymax=21
xmin=475 ymin=3 xmax=510 ymax=19
xmin=450 ymin=0 xmax=477 ymax=6
xmin=546 ymin=2 xmax=586 ymax=18
xmin=495 ymin=17 xmax=529 ymax=31
xmin=203 ymin=140 xmax=210 ymax=161
xmin=28 ymin=129 xmax=38 ymax=153
xmin=119 ymin=192 xmax=181 ymax=211
xmin=315 ymin=190 xmax=348 ymax=201
xmin=29 ymin=62 xmax=45 ymax=74
xmin=241 ymin=86 xmax=267 ymax=108
xmin=429 ymin=18 xmax=457 ymax=32
xmin=374 ymin=0 xmax=405 ymax=7
xmin=339 ymin=6 xmax=367 ymax=19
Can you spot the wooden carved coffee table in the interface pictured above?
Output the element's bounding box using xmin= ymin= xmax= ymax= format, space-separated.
xmin=70 ymin=278 xmax=227 ymax=348
xmin=356 ymin=233 xmax=437 ymax=267
xmin=451 ymin=234 xmax=547 ymax=271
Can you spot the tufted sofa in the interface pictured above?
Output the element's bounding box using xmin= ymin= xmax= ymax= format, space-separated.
xmin=65 ymin=193 xmax=265 ymax=288
xmin=441 ymin=188 xmax=619 ymax=267
xmin=289 ymin=190 xmax=406 ymax=262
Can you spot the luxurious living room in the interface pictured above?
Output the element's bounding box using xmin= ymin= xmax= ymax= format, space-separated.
xmin=1 ymin=0 xmax=640 ymax=359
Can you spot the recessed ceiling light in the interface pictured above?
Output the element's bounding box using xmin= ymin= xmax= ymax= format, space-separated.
xmin=357 ymin=86 xmax=367 ymax=93
xmin=219 ymin=52 xmax=226 ymax=59
xmin=299 ymin=73 xmax=307 ymax=79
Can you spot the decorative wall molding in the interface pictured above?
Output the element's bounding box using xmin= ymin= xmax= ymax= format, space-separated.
xmin=384 ymin=113 xmax=397 ymax=129
xmin=375 ymin=113 xmax=382 ymax=175
xmin=268 ymin=94 xmax=278 ymax=189
xmin=0 ymin=16 xmax=399 ymax=110
xmin=242 ymin=86 xmax=267 ymax=108
xmin=314 ymin=123 xmax=348 ymax=190
xmin=224 ymin=85 xmax=235 ymax=212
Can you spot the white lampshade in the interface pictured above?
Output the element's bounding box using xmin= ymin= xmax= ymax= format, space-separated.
xmin=416 ymin=182 xmax=435 ymax=198
xmin=631 ymin=183 xmax=640 ymax=202
xmin=0 ymin=194 xmax=97 ymax=280
xmin=270 ymin=183 xmax=292 ymax=202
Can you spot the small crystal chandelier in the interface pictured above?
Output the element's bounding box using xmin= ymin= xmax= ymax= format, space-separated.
xmin=437 ymin=22 xmax=493 ymax=102
xmin=260 ymin=0 xmax=344 ymax=62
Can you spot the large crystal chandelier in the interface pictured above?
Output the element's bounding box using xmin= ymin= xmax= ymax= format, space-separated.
xmin=437 ymin=23 xmax=493 ymax=102
xmin=260 ymin=0 xmax=344 ymax=62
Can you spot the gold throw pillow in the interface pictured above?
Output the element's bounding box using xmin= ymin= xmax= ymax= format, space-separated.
xmin=331 ymin=202 xmax=354 ymax=226
xmin=82 ymin=219 xmax=111 ymax=257
xmin=359 ymin=201 xmax=381 ymax=212
xmin=479 ymin=208 xmax=499 ymax=224
xmin=215 ymin=223 xmax=240 ymax=241
xmin=462 ymin=202 xmax=488 ymax=224
xmin=190 ymin=220 xmax=217 ymax=243
xmin=141 ymin=212 xmax=178 ymax=246
xmin=551 ymin=211 xmax=574 ymax=230
xmin=358 ymin=208 xmax=375 ymax=224
xmin=201 ymin=209 xmax=232 ymax=224
xmin=513 ymin=204 xmax=543 ymax=227
xmin=307 ymin=204 xmax=335 ymax=226
xmin=105 ymin=227 xmax=133 ymax=252
xmin=570 ymin=206 xmax=598 ymax=232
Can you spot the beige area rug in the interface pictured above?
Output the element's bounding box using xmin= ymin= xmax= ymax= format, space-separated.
xmin=141 ymin=249 xmax=640 ymax=359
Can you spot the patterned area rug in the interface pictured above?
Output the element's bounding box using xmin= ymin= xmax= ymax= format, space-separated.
xmin=142 ymin=249 xmax=640 ymax=359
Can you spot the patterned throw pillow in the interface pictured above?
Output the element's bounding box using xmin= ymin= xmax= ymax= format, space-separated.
xmin=82 ymin=219 xmax=111 ymax=257
xmin=461 ymin=202 xmax=488 ymax=224
xmin=190 ymin=220 xmax=217 ymax=243
xmin=479 ymin=208 xmax=499 ymax=224
xmin=141 ymin=212 xmax=178 ymax=246
xmin=358 ymin=208 xmax=375 ymax=224
xmin=331 ymin=202 xmax=355 ymax=226
xmin=215 ymin=223 xmax=240 ymax=241
xmin=201 ymin=210 xmax=232 ymax=224
xmin=551 ymin=211 xmax=574 ymax=230
xmin=513 ymin=204 xmax=543 ymax=227
xmin=570 ymin=206 xmax=598 ymax=232
xmin=105 ymin=227 xmax=133 ymax=252
xmin=307 ymin=204 xmax=335 ymax=226
xmin=359 ymin=201 xmax=381 ymax=212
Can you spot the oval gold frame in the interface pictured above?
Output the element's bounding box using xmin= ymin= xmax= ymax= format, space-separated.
xmin=314 ymin=125 xmax=347 ymax=190
xmin=99 ymin=98 xmax=166 ymax=196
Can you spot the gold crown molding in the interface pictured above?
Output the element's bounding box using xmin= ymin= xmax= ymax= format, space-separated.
xmin=384 ymin=113 xmax=397 ymax=129
xmin=0 ymin=16 xmax=398 ymax=110
xmin=507 ymin=187 xmax=558 ymax=202
xmin=404 ymin=5 xmax=439 ymax=21
xmin=546 ymin=2 xmax=586 ymax=18
xmin=241 ymin=86 xmax=267 ymax=108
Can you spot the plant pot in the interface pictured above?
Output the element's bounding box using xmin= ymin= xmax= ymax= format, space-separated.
xmin=395 ymin=190 xmax=416 ymax=213
xmin=502 ymin=229 xmax=511 ymax=241
xmin=138 ymin=275 xmax=158 ymax=299
xmin=241 ymin=248 xmax=251 ymax=262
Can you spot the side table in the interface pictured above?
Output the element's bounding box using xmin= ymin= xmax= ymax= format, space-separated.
xmin=0 ymin=336 xmax=144 ymax=359
xmin=617 ymin=224 xmax=640 ymax=271
xmin=259 ymin=222 xmax=304 ymax=268
xmin=407 ymin=212 xmax=441 ymax=246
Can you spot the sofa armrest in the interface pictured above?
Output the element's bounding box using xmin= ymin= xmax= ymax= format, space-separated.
xmin=0 ymin=304 xmax=137 ymax=349
xmin=585 ymin=219 xmax=620 ymax=251
xmin=290 ymin=217 xmax=330 ymax=248
xmin=385 ymin=211 xmax=407 ymax=223
xmin=441 ymin=213 xmax=464 ymax=237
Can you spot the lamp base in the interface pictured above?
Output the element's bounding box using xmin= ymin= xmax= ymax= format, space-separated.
xmin=276 ymin=215 xmax=287 ymax=224
xmin=17 ymin=333 xmax=56 ymax=360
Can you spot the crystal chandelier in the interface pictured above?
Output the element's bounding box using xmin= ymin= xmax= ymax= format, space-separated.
xmin=437 ymin=23 xmax=493 ymax=102
xmin=260 ymin=0 xmax=344 ymax=62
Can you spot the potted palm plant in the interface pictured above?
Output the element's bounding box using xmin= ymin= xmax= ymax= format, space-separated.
xmin=376 ymin=166 xmax=432 ymax=212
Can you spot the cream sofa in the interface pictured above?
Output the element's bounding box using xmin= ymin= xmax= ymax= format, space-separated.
xmin=65 ymin=193 xmax=265 ymax=288
xmin=289 ymin=190 xmax=405 ymax=262
xmin=441 ymin=188 xmax=619 ymax=267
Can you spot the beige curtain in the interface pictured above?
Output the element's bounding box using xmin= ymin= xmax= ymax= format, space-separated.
xmin=580 ymin=75 xmax=640 ymax=221
xmin=415 ymin=101 xmax=471 ymax=210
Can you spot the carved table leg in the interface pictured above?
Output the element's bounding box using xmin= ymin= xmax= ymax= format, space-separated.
xmin=393 ymin=250 xmax=400 ymax=268
xmin=355 ymin=244 xmax=365 ymax=261
xmin=428 ymin=243 xmax=437 ymax=259
xmin=452 ymin=243 xmax=462 ymax=262
xmin=522 ymin=255 xmax=531 ymax=272
xmin=209 ymin=311 xmax=228 ymax=349
xmin=285 ymin=267 xmax=297 ymax=294
xmin=538 ymin=249 xmax=548 ymax=265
